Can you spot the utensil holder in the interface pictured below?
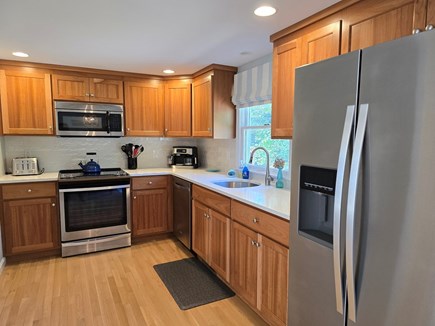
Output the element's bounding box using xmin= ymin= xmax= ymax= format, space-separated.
xmin=127 ymin=157 xmax=137 ymax=169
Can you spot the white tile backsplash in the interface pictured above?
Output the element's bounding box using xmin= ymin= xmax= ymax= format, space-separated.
xmin=197 ymin=138 xmax=237 ymax=172
xmin=3 ymin=136 xmax=198 ymax=173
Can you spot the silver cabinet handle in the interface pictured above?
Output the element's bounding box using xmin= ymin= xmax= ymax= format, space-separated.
xmin=127 ymin=128 xmax=130 ymax=131
xmin=425 ymin=24 xmax=434 ymax=31
xmin=346 ymin=103 xmax=369 ymax=323
xmin=252 ymin=218 xmax=259 ymax=223
xmin=412 ymin=28 xmax=422 ymax=34
xmin=51 ymin=203 xmax=56 ymax=207
xmin=133 ymin=196 xmax=137 ymax=199
xmin=27 ymin=189 xmax=32 ymax=193
xmin=333 ymin=105 xmax=355 ymax=315
xmin=255 ymin=242 xmax=260 ymax=248
xmin=203 ymin=212 xmax=207 ymax=218
xmin=148 ymin=181 xmax=153 ymax=185
xmin=251 ymin=240 xmax=256 ymax=246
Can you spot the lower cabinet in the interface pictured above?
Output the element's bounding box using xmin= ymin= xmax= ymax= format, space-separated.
xmin=231 ymin=201 xmax=289 ymax=326
xmin=192 ymin=185 xmax=231 ymax=282
xmin=131 ymin=176 xmax=171 ymax=238
xmin=1 ymin=182 xmax=60 ymax=257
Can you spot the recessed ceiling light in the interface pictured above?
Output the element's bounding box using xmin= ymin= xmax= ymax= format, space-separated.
xmin=254 ymin=6 xmax=276 ymax=17
xmin=12 ymin=51 xmax=29 ymax=58
xmin=163 ymin=69 xmax=175 ymax=74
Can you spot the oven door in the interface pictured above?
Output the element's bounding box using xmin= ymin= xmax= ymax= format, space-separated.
xmin=59 ymin=184 xmax=131 ymax=242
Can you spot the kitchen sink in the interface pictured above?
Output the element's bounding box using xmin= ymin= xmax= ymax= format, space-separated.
xmin=213 ymin=181 xmax=260 ymax=188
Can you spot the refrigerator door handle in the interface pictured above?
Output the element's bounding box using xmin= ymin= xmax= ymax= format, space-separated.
xmin=333 ymin=105 xmax=356 ymax=315
xmin=346 ymin=103 xmax=369 ymax=322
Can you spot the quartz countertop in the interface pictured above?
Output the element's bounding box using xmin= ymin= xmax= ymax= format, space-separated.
xmin=127 ymin=168 xmax=290 ymax=220
xmin=0 ymin=168 xmax=290 ymax=220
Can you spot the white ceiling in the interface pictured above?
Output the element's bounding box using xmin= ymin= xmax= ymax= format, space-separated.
xmin=0 ymin=0 xmax=340 ymax=76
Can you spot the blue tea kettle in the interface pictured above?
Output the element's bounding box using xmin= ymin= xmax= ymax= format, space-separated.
xmin=78 ymin=159 xmax=101 ymax=174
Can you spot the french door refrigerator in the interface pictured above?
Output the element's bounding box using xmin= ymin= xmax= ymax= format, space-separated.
xmin=289 ymin=30 xmax=435 ymax=326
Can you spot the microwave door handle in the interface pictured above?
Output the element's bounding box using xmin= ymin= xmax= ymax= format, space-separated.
xmin=106 ymin=111 xmax=111 ymax=134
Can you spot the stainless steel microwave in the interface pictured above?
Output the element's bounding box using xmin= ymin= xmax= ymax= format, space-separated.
xmin=54 ymin=101 xmax=124 ymax=137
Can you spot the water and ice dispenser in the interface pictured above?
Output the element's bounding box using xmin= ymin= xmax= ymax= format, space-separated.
xmin=298 ymin=166 xmax=337 ymax=248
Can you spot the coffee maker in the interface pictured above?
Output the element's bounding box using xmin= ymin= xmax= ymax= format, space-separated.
xmin=168 ymin=146 xmax=199 ymax=168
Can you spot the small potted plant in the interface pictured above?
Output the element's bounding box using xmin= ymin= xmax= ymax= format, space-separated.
xmin=273 ymin=158 xmax=285 ymax=188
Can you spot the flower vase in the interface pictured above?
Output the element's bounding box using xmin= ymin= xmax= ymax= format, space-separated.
xmin=276 ymin=167 xmax=284 ymax=188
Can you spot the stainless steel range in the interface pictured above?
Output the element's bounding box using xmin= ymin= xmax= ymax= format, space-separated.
xmin=58 ymin=168 xmax=131 ymax=257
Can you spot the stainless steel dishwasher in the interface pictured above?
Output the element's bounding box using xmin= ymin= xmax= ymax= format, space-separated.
xmin=172 ymin=177 xmax=192 ymax=249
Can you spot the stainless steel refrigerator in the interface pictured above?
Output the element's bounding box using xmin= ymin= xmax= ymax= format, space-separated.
xmin=289 ymin=30 xmax=435 ymax=325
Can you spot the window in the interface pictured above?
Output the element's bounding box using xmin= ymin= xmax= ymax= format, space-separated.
xmin=238 ymin=103 xmax=291 ymax=172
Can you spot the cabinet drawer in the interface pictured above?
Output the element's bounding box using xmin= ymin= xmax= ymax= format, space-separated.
xmin=132 ymin=176 xmax=168 ymax=190
xmin=2 ymin=182 xmax=57 ymax=200
xmin=231 ymin=200 xmax=289 ymax=247
xmin=192 ymin=185 xmax=231 ymax=216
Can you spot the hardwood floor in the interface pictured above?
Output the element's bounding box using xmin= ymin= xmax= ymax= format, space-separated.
xmin=0 ymin=238 xmax=267 ymax=325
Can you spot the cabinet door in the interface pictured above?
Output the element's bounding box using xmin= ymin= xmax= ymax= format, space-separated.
xmin=258 ymin=235 xmax=289 ymax=326
xmin=124 ymin=80 xmax=165 ymax=136
xmin=132 ymin=188 xmax=168 ymax=236
xmin=91 ymin=78 xmax=124 ymax=104
xmin=209 ymin=210 xmax=230 ymax=282
xmin=300 ymin=21 xmax=341 ymax=65
xmin=52 ymin=74 xmax=90 ymax=101
xmin=192 ymin=200 xmax=209 ymax=260
xmin=271 ymin=39 xmax=300 ymax=139
xmin=427 ymin=0 xmax=435 ymax=28
xmin=192 ymin=74 xmax=213 ymax=137
xmin=0 ymin=70 xmax=54 ymax=135
xmin=230 ymin=221 xmax=258 ymax=308
xmin=3 ymin=197 xmax=59 ymax=256
xmin=164 ymin=79 xmax=192 ymax=137
xmin=341 ymin=0 xmax=419 ymax=53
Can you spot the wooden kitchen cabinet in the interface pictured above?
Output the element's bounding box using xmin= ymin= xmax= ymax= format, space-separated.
xmin=1 ymin=182 xmax=60 ymax=257
xmin=0 ymin=69 xmax=54 ymax=135
xmin=192 ymin=66 xmax=236 ymax=139
xmin=124 ymin=79 xmax=165 ymax=136
xmin=52 ymin=74 xmax=124 ymax=104
xmin=164 ymin=79 xmax=192 ymax=137
xmin=192 ymin=185 xmax=231 ymax=281
xmin=271 ymin=21 xmax=341 ymax=138
xmin=341 ymin=0 xmax=422 ymax=53
xmin=131 ymin=176 xmax=171 ymax=238
xmin=230 ymin=200 xmax=289 ymax=326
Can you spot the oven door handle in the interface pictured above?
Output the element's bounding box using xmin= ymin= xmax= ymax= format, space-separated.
xmin=59 ymin=184 xmax=130 ymax=193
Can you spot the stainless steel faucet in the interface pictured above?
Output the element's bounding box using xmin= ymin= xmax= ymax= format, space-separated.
xmin=249 ymin=146 xmax=274 ymax=186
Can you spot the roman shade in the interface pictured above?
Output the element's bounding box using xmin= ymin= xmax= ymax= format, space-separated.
xmin=232 ymin=60 xmax=272 ymax=108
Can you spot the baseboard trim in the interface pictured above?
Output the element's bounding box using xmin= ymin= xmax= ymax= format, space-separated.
xmin=0 ymin=257 xmax=6 ymax=274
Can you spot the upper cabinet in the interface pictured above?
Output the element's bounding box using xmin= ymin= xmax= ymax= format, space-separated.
xmin=271 ymin=0 xmax=431 ymax=139
xmin=124 ymin=79 xmax=165 ymax=137
xmin=192 ymin=66 xmax=236 ymax=139
xmin=52 ymin=74 xmax=124 ymax=104
xmin=0 ymin=69 xmax=54 ymax=135
xmin=164 ymin=79 xmax=192 ymax=137
xmin=272 ymin=21 xmax=341 ymax=138
xmin=341 ymin=0 xmax=423 ymax=53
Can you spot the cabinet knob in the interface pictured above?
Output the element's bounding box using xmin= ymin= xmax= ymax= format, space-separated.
xmin=85 ymin=93 xmax=90 ymax=96
xmin=27 ymin=189 xmax=32 ymax=193
xmin=148 ymin=181 xmax=153 ymax=185
xmin=90 ymin=93 xmax=95 ymax=97
xmin=252 ymin=217 xmax=259 ymax=223
xmin=251 ymin=240 xmax=256 ymax=246
xmin=49 ymin=126 xmax=53 ymax=130
xmin=412 ymin=28 xmax=422 ymax=34
xmin=52 ymin=203 xmax=56 ymax=207
xmin=133 ymin=196 xmax=137 ymax=199
xmin=127 ymin=128 xmax=130 ymax=131
xmin=426 ymin=24 xmax=434 ymax=31
xmin=255 ymin=242 xmax=261 ymax=248
xmin=207 ymin=128 xmax=211 ymax=131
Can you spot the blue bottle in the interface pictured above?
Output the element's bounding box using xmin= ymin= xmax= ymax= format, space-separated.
xmin=242 ymin=165 xmax=250 ymax=179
